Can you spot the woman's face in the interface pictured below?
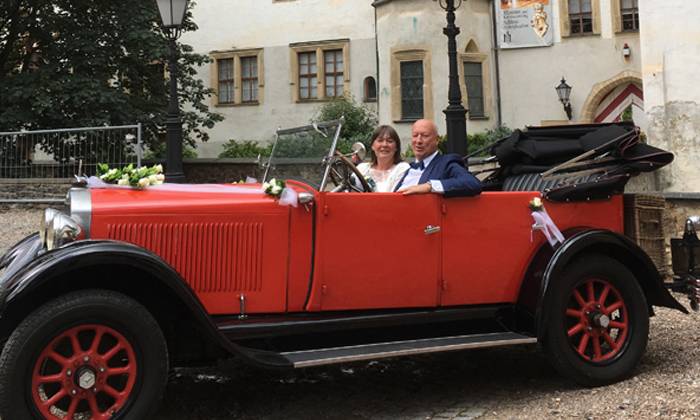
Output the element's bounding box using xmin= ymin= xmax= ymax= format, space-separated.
xmin=372 ymin=134 xmax=397 ymax=161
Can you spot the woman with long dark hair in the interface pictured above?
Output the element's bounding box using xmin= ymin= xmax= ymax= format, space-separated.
xmin=355 ymin=125 xmax=409 ymax=192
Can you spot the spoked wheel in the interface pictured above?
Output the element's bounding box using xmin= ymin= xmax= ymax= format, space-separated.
xmin=327 ymin=153 xmax=371 ymax=192
xmin=0 ymin=290 xmax=168 ymax=420
xmin=565 ymin=279 xmax=629 ymax=363
xmin=31 ymin=325 xmax=138 ymax=419
xmin=545 ymin=255 xmax=649 ymax=386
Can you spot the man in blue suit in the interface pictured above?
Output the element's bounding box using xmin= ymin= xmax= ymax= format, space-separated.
xmin=394 ymin=119 xmax=482 ymax=197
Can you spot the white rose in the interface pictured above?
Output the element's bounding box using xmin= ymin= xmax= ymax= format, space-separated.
xmin=155 ymin=174 xmax=165 ymax=182
xmin=271 ymin=185 xmax=283 ymax=195
xmin=154 ymin=164 xmax=163 ymax=173
xmin=262 ymin=182 xmax=270 ymax=191
xmin=148 ymin=175 xmax=158 ymax=184
xmin=117 ymin=178 xmax=129 ymax=186
xmin=138 ymin=177 xmax=150 ymax=188
xmin=532 ymin=197 xmax=542 ymax=207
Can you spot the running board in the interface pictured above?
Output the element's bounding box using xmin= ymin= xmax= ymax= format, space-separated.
xmin=281 ymin=332 xmax=537 ymax=368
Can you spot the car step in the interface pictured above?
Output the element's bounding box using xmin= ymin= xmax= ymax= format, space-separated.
xmin=281 ymin=332 xmax=537 ymax=368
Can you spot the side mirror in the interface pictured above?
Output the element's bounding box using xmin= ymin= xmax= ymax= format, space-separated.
xmin=298 ymin=192 xmax=314 ymax=205
xmin=351 ymin=142 xmax=367 ymax=161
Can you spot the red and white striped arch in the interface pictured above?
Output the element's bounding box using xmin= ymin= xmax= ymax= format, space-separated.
xmin=594 ymin=83 xmax=644 ymax=123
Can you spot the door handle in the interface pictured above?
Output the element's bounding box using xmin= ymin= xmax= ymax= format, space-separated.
xmin=424 ymin=225 xmax=441 ymax=235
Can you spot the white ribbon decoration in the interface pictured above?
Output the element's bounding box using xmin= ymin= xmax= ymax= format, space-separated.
xmin=531 ymin=209 xmax=565 ymax=247
xmin=86 ymin=176 xmax=299 ymax=207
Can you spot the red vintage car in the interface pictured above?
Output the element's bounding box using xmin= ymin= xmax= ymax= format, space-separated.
xmin=0 ymin=120 xmax=691 ymax=419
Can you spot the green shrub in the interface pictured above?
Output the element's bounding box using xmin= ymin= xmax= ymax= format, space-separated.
xmin=218 ymin=140 xmax=270 ymax=158
xmin=313 ymin=96 xmax=377 ymax=148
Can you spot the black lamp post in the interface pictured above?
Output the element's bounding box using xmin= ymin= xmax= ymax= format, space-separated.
xmin=556 ymin=77 xmax=573 ymax=120
xmin=155 ymin=0 xmax=189 ymax=183
xmin=434 ymin=0 xmax=468 ymax=161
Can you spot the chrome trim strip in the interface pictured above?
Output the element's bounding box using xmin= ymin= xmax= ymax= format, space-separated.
xmin=69 ymin=188 xmax=92 ymax=238
xmin=282 ymin=333 xmax=537 ymax=368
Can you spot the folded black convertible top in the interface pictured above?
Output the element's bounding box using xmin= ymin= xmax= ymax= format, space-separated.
xmin=484 ymin=122 xmax=673 ymax=202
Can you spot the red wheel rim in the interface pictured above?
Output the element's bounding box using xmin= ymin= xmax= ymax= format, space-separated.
xmin=564 ymin=279 xmax=629 ymax=363
xmin=31 ymin=324 xmax=138 ymax=419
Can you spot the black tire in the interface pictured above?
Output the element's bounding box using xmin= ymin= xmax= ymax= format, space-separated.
xmin=544 ymin=255 xmax=649 ymax=386
xmin=0 ymin=290 xmax=168 ymax=420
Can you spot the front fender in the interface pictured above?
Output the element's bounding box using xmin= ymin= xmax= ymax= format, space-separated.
xmin=536 ymin=229 xmax=687 ymax=339
xmin=0 ymin=239 xmax=241 ymax=357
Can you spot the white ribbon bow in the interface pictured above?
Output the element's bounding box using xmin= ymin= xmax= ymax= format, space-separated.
xmin=531 ymin=209 xmax=565 ymax=247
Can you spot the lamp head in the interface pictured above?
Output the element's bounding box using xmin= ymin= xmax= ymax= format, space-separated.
xmin=555 ymin=78 xmax=572 ymax=105
xmin=156 ymin=0 xmax=189 ymax=29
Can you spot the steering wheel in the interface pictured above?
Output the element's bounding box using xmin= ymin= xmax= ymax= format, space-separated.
xmin=327 ymin=152 xmax=371 ymax=192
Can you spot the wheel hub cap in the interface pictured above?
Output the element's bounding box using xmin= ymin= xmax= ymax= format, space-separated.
xmin=77 ymin=367 xmax=96 ymax=389
xmin=592 ymin=313 xmax=610 ymax=329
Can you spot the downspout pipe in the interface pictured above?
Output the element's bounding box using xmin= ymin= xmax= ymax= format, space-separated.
xmin=374 ymin=3 xmax=380 ymax=114
xmin=490 ymin=0 xmax=503 ymax=127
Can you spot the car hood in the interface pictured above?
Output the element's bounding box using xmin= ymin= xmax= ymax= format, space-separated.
xmin=89 ymin=184 xmax=282 ymax=216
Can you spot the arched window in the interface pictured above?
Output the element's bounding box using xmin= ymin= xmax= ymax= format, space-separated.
xmin=363 ymin=76 xmax=377 ymax=102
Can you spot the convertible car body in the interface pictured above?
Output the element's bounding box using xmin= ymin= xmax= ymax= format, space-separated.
xmin=0 ymin=120 xmax=690 ymax=419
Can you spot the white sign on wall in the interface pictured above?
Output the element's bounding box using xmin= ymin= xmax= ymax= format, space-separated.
xmin=496 ymin=0 xmax=553 ymax=49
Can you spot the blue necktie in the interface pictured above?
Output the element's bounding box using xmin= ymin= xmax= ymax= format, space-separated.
xmin=410 ymin=161 xmax=425 ymax=170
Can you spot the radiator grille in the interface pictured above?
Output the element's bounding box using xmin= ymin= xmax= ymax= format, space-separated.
xmin=107 ymin=222 xmax=264 ymax=292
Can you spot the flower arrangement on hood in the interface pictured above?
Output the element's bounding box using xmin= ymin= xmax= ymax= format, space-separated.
xmin=528 ymin=196 xmax=544 ymax=212
xmin=96 ymin=163 xmax=165 ymax=188
xmin=262 ymin=178 xmax=285 ymax=198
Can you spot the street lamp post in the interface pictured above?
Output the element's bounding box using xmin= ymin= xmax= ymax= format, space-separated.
xmin=155 ymin=0 xmax=189 ymax=183
xmin=434 ymin=0 xmax=468 ymax=162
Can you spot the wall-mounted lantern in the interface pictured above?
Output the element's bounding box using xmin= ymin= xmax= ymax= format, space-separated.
xmin=555 ymin=78 xmax=573 ymax=120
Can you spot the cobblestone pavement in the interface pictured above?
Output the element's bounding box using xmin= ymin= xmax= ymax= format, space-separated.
xmin=2 ymin=207 xmax=700 ymax=419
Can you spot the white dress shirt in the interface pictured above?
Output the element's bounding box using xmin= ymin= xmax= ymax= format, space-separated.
xmin=398 ymin=151 xmax=445 ymax=193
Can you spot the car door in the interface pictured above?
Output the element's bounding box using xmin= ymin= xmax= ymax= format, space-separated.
xmin=306 ymin=192 xmax=441 ymax=311
xmin=439 ymin=192 xmax=625 ymax=307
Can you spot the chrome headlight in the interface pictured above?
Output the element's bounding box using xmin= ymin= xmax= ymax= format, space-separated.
xmin=39 ymin=208 xmax=60 ymax=247
xmin=46 ymin=213 xmax=82 ymax=251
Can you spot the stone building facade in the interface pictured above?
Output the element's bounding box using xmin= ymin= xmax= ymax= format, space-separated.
xmin=183 ymin=0 xmax=698 ymax=195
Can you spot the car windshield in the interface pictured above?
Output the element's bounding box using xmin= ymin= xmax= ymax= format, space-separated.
xmin=262 ymin=119 xmax=343 ymax=190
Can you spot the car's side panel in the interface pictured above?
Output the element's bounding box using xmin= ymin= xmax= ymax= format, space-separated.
xmin=307 ymin=193 xmax=441 ymax=311
xmin=90 ymin=189 xmax=290 ymax=315
xmin=441 ymin=193 xmax=623 ymax=306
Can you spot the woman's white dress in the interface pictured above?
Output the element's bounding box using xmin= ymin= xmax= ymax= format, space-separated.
xmin=355 ymin=162 xmax=410 ymax=192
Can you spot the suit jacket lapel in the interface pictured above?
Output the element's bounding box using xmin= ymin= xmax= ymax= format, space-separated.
xmin=418 ymin=153 xmax=440 ymax=184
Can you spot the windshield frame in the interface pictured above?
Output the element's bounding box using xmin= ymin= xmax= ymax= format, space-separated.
xmin=262 ymin=118 xmax=344 ymax=191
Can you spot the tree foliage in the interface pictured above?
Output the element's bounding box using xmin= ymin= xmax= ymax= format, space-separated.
xmin=313 ymin=96 xmax=378 ymax=148
xmin=0 ymin=0 xmax=221 ymax=158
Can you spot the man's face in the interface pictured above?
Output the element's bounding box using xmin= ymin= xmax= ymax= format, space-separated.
xmin=411 ymin=121 xmax=438 ymax=161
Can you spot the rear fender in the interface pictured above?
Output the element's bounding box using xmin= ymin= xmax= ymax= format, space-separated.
xmin=535 ymin=229 xmax=687 ymax=340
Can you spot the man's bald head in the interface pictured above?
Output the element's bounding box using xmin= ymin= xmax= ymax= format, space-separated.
xmin=411 ymin=119 xmax=439 ymax=160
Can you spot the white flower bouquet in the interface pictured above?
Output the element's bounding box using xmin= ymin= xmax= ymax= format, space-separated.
xmin=262 ymin=178 xmax=286 ymax=198
xmin=96 ymin=163 xmax=165 ymax=188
